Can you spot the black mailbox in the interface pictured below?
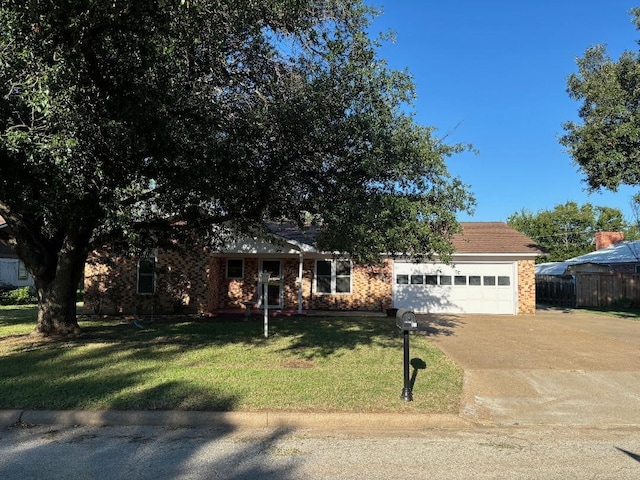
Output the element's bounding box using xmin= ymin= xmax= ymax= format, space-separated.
xmin=395 ymin=308 xmax=418 ymax=331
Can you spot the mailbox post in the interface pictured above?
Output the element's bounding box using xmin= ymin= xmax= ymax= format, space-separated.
xmin=261 ymin=271 xmax=270 ymax=338
xmin=396 ymin=309 xmax=418 ymax=401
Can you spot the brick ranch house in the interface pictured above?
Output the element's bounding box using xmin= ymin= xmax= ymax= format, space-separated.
xmin=83 ymin=222 xmax=543 ymax=316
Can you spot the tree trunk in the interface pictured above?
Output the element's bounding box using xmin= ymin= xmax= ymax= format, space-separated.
xmin=35 ymin=248 xmax=88 ymax=336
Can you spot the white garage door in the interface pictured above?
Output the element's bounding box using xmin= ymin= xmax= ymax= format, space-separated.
xmin=393 ymin=262 xmax=516 ymax=314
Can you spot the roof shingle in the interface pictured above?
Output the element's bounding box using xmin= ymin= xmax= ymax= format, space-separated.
xmin=452 ymin=222 xmax=543 ymax=255
xmin=272 ymin=221 xmax=543 ymax=256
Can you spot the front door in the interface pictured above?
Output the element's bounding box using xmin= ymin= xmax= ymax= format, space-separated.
xmin=260 ymin=260 xmax=282 ymax=308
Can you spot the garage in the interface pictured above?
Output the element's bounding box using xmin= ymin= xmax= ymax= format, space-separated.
xmin=393 ymin=261 xmax=517 ymax=314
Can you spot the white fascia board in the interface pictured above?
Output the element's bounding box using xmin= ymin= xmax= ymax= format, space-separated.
xmin=453 ymin=253 xmax=540 ymax=259
xmin=392 ymin=253 xmax=539 ymax=263
xmin=285 ymin=239 xmax=317 ymax=253
xmin=220 ymin=236 xmax=316 ymax=255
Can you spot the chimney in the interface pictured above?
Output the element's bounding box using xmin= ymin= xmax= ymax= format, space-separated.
xmin=594 ymin=231 xmax=624 ymax=250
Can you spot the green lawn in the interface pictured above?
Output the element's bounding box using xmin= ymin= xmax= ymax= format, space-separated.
xmin=586 ymin=307 xmax=640 ymax=320
xmin=0 ymin=305 xmax=462 ymax=413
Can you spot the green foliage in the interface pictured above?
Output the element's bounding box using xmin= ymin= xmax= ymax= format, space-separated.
xmin=0 ymin=1 xmax=474 ymax=332
xmin=1 ymin=286 xmax=37 ymax=305
xmin=561 ymin=8 xmax=640 ymax=192
xmin=0 ymin=0 xmax=473 ymax=257
xmin=507 ymin=201 xmax=629 ymax=262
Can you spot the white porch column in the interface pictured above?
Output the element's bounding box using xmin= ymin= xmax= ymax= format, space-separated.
xmin=297 ymin=253 xmax=304 ymax=314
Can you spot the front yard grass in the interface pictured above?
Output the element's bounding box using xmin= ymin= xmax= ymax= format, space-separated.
xmin=585 ymin=307 xmax=640 ymax=320
xmin=0 ymin=305 xmax=462 ymax=413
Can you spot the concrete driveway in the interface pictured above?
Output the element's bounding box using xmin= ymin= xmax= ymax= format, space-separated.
xmin=426 ymin=308 xmax=640 ymax=426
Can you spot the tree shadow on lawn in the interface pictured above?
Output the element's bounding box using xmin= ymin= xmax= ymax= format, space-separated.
xmin=269 ymin=316 xmax=402 ymax=359
xmin=79 ymin=315 xmax=403 ymax=354
xmin=0 ymin=322 xmax=240 ymax=411
xmin=80 ymin=313 xmax=466 ymax=358
xmin=268 ymin=314 xmax=466 ymax=358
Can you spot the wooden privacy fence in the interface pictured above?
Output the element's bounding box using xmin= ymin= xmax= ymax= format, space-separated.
xmin=536 ymin=275 xmax=576 ymax=307
xmin=575 ymin=272 xmax=640 ymax=308
xmin=536 ymin=273 xmax=640 ymax=308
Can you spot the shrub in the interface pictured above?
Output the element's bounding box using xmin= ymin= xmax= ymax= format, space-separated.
xmin=2 ymin=286 xmax=37 ymax=305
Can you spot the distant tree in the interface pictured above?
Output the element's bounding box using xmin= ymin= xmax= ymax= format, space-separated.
xmin=507 ymin=202 xmax=627 ymax=262
xmin=561 ymin=8 xmax=640 ymax=192
xmin=0 ymin=1 xmax=474 ymax=335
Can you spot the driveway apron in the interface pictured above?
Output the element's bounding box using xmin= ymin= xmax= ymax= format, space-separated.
xmin=427 ymin=309 xmax=640 ymax=426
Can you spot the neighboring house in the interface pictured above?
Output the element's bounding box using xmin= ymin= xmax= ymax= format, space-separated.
xmin=84 ymin=222 xmax=543 ymax=316
xmin=535 ymin=232 xmax=640 ymax=277
xmin=0 ymin=218 xmax=35 ymax=289
xmin=535 ymin=232 xmax=640 ymax=308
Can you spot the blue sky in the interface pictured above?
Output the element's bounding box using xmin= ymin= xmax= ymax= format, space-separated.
xmin=369 ymin=0 xmax=640 ymax=222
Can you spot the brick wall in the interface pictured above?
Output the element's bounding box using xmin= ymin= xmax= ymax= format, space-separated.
xmin=86 ymin=253 xmax=534 ymax=315
xmin=307 ymin=259 xmax=392 ymax=311
xmin=517 ymin=259 xmax=536 ymax=314
xmin=207 ymin=257 xmax=260 ymax=310
xmin=84 ymin=247 xmax=209 ymax=315
xmin=206 ymin=256 xmax=393 ymax=312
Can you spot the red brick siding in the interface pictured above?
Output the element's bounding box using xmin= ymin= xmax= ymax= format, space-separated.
xmin=208 ymin=257 xmax=261 ymax=310
xmin=206 ymin=257 xmax=392 ymax=312
xmin=306 ymin=259 xmax=392 ymax=311
xmin=517 ymin=259 xmax=536 ymax=314
xmin=84 ymin=248 xmax=209 ymax=314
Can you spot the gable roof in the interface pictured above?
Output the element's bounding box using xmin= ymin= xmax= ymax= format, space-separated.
xmin=535 ymin=262 xmax=572 ymax=276
xmin=267 ymin=222 xmax=319 ymax=251
xmin=566 ymin=240 xmax=640 ymax=264
xmin=451 ymin=222 xmax=543 ymax=255
xmin=535 ymin=240 xmax=640 ymax=276
xmin=268 ymin=221 xmax=543 ymax=256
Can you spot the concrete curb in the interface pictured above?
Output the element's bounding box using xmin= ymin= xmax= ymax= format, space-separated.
xmin=1 ymin=410 xmax=474 ymax=431
xmin=0 ymin=410 xmax=23 ymax=427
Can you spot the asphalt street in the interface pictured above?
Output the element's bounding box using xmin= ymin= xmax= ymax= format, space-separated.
xmin=1 ymin=423 xmax=640 ymax=479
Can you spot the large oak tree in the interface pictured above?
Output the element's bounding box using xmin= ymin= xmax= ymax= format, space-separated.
xmin=0 ymin=0 xmax=474 ymax=335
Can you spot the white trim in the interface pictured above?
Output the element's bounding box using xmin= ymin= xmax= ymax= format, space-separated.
xmin=221 ymin=236 xmax=316 ymax=255
xmin=315 ymin=259 xmax=352 ymax=295
xmin=297 ymin=253 xmax=304 ymax=314
xmin=17 ymin=260 xmax=27 ymax=281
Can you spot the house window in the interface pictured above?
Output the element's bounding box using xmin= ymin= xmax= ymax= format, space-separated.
xmin=454 ymin=275 xmax=467 ymax=286
xmin=17 ymin=261 xmax=27 ymax=280
xmin=439 ymin=275 xmax=452 ymax=285
xmin=396 ymin=274 xmax=409 ymax=284
xmin=483 ymin=276 xmax=496 ymax=286
xmin=316 ymin=259 xmax=352 ymax=294
xmin=410 ymin=275 xmax=424 ymax=284
xmin=227 ymin=259 xmax=243 ymax=278
xmin=498 ymin=276 xmax=511 ymax=286
xmin=137 ymin=256 xmax=156 ymax=294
